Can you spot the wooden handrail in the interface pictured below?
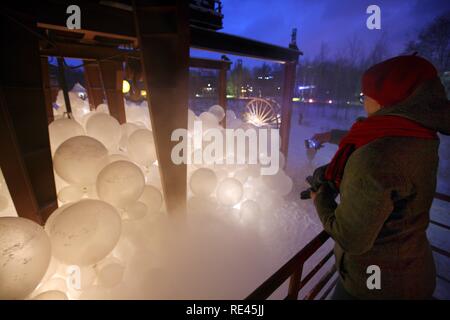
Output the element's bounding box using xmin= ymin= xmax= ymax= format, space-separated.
xmin=246 ymin=230 xmax=330 ymax=300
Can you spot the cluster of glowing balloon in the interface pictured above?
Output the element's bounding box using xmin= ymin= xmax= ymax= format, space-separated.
xmin=127 ymin=129 xmax=157 ymax=167
xmin=46 ymin=199 xmax=121 ymax=266
xmin=139 ymin=185 xmax=163 ymax=214
xmin=86 ymin=113 xmax=121 ymax=149
xmin=216 ymin=178 xmax=243 ymax=206
xmin=96 ymin=161 xmax=145 ymax=208
xmin=0 ymin=217 xmax=51 ymax=299
xmin=189 ymin=168 xmax=218 ymax=197
xmin=48 ymin=118 xmax=85 ymax=152
xmin=208 ymin=105 xmax=225 ymax=122
xmin=53 ymin=136 xmax=108 ymax=186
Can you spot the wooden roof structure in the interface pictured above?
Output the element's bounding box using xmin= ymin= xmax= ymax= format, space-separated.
xmin=0 ymin=0 xmax=302 ymax=222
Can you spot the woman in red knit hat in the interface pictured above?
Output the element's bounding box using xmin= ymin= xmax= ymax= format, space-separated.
xmin=311 ymin=55 xmax=450 ymax=299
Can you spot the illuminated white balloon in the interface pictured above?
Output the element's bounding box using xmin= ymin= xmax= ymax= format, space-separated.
xmin=199 ymin=112 xmax=219 ymax=131
xmin=53 ymin=136 xmax=108 ymax=186
xmin=226 ymin=110 xmax=237 ymax=121
xmin=208 ymin=105 xmax=225 ymax=122
xmin=96 ymin=103 xmax=109 ymax=113
xmin=96 ymin=161 xmax=145 ymax=208
xmin=33 ymin=290 xmax=68 ymax=300
xmin=119 ymin=122 xmax=140 ymax=151
xmin=233 ymin=168 xmax=250 ymax=184
xmin=216 ymin=178 xmax=243 ymax=206
xmin=0 ymin=217 xmax=51 ymax=300
xmin=86 ymin=113 xmax=121 ymax=149
xmin=127 ymin=129 xmax=157 ymax=167
xmin=139 ymin=185 xmax=163 ymax=214
xmin=48 ymin=118 xmax=85 ymax=152
xmin=189 ymin=168 xmax=217 ymax=197
xmin=47 ymin=199 xmax=121 ymax=265
xmin=123 ymin=201 xmax=148 ymax=220
xmin=57 ymin=185 xmax=84 ymax=203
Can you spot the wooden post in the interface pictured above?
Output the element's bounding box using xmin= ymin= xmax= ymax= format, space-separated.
xmin=0 ymin=12 xmax=57 ymax=223
xmin=280 ymin=61 xmax=297 ymax=159
xmin=84 ymin=62 xmax=105 ymax=110
xmin=218 ymin=63 xmax=227 ymax=127
xmin=99 ymin=60 xmax=127 ymax=124
xmin=133 ymin=0 xmax=190 ymax=216
xmin=41 ymin=57 xmax=54 ymax=124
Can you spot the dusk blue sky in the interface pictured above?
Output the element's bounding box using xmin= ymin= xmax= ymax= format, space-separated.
xmin=191 ymin=0 xmax=450 ymax=66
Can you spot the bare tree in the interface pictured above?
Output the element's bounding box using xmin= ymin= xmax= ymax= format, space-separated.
xmin=404 ymin=12 xmax=450 ymax=74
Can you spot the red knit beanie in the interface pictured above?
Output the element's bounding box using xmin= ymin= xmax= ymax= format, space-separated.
xmin=362 ymin=55 xmax=438 ymax=108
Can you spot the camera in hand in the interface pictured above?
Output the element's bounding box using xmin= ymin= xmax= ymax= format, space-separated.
xmin=300 ymin=164 xmax=329 ymax=200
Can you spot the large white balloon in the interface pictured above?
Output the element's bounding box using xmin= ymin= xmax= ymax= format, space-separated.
xmin=139 ymin=185 xmax=163 ymax=214
xmin=127 ymin=129 xmax=157 ymax=167
xmin=0 ymin=217 xmax=51 ymax=299
xmin=208 ymin=105 xmax=225 ymax=122
xmin=86 ymin=113 xmax=121 ymax=149
xmin=216 ymin=178 xmax=243 ymax=206
xmin=46 ymin=199 xmax=121 ymax=265
xmin=57 ymin=185 xmax=84 ymax=203
xmin=48 ymin=118 xmax=85 ymax=152
xmin=199 ymin=112 xmax=219 ymax=131
xmin=96 ymin=161 xmax=145 ymax=208
xmin=53 ymin=136 xmax=108 ymax=186
xmin=189 ymin=168 xmax=217 ymax=197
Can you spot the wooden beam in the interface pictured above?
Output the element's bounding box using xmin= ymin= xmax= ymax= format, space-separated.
xmin=189 ymin=57 xmax=231 ymax=70
xmin=191 ymin=26 xmax=302 ymax=63
xmin=99 ymin=60 xmax=126 ymax=124
xmin=218 ymin=63 xmax=228 ymax=127
xmin=40 ymin=57 xmax=54 ymax=124
xmin=84 ymin=62 xmax=105 ymax=110
xmin=0 ymin=11 xmax=57 ymax=223
xmin=133 ymin=0 xmax=190 ymax=216
xmin=280 ymin=61 xmax=297 ymax=158
xmin=40 ymin=41 xmax=139 ymax=61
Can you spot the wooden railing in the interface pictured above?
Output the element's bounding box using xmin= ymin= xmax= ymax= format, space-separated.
xmin=246 ymin=192 xmax=450 ymax=300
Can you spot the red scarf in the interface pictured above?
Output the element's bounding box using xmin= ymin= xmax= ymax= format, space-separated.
xmin=325 ymin=115 xmax=438 ymax=189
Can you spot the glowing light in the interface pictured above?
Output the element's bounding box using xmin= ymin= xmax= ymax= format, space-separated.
xmin=141 ymin=90 xmax=147 ymax=97
xmin=308 ymin=98 xmax=314 ymax=103
xmin=292 ymin=97 xmax=300 ymax=102
xmin=328 ymin=100 xmax=333 ymax=104
xmin=122 ymin=80 xmax=130 ymax=94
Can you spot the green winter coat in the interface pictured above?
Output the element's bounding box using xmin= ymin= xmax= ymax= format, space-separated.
xmin=314 ymin=78 xmax=450 ymax=299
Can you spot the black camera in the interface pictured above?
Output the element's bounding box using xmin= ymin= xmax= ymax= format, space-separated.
xmin=300 ymin=164 xmax=330 ymax=200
